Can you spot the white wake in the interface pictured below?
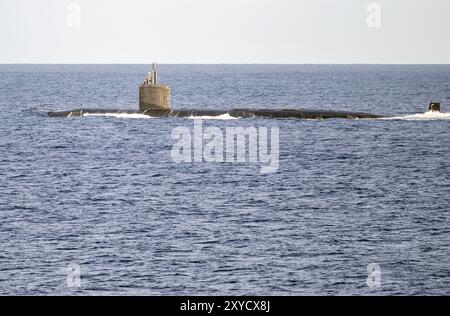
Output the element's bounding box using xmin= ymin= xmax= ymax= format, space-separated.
xmin=384 ymin=111 xmax=450 ymax=121
xmin=188 ymin=113 xmax=240 ymax=120
xmin=82 ymin=112 xmax=154 ymax=119
xmin=81 ymin=112 xmax=239 ymax=120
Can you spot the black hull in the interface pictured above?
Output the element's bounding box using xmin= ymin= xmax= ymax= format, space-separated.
xmin=48 ymin=108 xmax=384 ymax=119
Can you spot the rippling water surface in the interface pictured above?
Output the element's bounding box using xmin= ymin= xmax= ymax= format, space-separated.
xmin=0 ymin=65 xmax=449 ymax=295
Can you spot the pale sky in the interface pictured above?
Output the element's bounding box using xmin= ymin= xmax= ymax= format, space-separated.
xmin=1 ymin=0 xmax=449 ymax=64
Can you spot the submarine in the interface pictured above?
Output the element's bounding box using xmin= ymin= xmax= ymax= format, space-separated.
xmin=48 ymin=64 xmax=440 ymax=120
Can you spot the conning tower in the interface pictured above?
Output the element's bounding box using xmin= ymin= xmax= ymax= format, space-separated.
xmin=139 ymin=63 xmax=172 ymax=110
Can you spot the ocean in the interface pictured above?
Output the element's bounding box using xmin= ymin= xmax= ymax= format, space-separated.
xmin=0 ymin=64 xmax=449 ymax=295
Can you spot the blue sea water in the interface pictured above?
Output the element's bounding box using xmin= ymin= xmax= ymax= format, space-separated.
xmin=0 ymin=64 xmax=449 ymax=295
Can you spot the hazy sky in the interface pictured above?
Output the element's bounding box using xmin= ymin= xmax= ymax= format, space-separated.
xmin=1 ymin=0 xmax=449 ymax=63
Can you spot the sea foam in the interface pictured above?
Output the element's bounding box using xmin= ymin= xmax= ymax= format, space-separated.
xmin=82 ymin=112 xmax=154 ymax=119
xmin=188 ymin=113 xmax=240 ymax=120
xmin=383 ymin=111 xmax=450 ymax=121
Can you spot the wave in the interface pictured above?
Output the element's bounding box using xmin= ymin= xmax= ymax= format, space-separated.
xmin=80 ymin=112 xmax=239 ymax=120
xmin=82 ymin=112 xmax=154 ymax=119
xmin=383 ymin=111 xmax=450 ymax=121
xmin=187 ymin=113 xmax=240 ymax=120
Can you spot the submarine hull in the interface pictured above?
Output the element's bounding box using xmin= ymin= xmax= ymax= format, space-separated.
xmin=48 ymin=108 xmax=384 ymax=119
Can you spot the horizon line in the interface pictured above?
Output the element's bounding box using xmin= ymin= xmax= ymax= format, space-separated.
xmin=1 ymin=62 xmax=450 ymax=65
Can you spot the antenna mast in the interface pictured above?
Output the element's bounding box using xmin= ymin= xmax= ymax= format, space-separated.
xmin=151 ymin=62 xmax=158 ymax=85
